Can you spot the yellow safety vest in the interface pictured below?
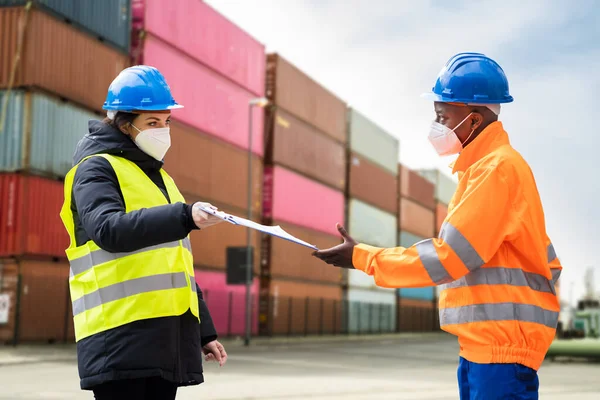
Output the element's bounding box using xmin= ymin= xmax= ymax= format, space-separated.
xmin=60 ymin=153 xmax=199 ymax=342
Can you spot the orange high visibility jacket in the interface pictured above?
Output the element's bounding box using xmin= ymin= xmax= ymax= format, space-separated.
xmin=353 ymin=121 xmax=561 ymax=371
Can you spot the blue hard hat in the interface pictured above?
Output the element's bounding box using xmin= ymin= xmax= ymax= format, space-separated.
xmin=421 ymin=52 xmax=513 ymax=104
xmin=103 ymin=65 xmax=183 ymax=112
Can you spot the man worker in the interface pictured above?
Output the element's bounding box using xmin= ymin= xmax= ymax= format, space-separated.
xmin=313 ymin=52 xmax=562 ymax=400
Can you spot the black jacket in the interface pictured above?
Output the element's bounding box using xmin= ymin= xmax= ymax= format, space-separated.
xmin=69 ymin=120 xmax=217 ymax=390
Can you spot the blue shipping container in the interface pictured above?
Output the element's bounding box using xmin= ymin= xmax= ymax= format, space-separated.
xmin=0 ymin=0 xmax=131 ymax=53
xmin=0 ymin=89 xmax=99 ymax=177
xmin=398 ymin=230 xmax=435 ymax=300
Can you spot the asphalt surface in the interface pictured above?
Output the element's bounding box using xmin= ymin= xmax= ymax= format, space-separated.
xmin=0 ymin=334 xmax=599 ymax=399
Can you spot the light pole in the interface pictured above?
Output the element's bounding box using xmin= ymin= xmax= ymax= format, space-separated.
xmin=245 ymin=97 xmax=269 ymax=346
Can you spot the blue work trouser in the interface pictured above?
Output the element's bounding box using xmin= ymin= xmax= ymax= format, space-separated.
xmin=458 ymin=357 xmax=539 ymax=399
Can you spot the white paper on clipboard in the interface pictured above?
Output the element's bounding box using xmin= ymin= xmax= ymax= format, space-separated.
xmin=199 ymin=206 xmax=319 ymax=251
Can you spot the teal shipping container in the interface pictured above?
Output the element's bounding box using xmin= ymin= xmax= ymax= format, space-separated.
xmin=398 ymin=230 xmax=435 ymax=301
xmin=345 ymin=288 xmax=396 ymax=333
xmin=417 ymin=168 xmax=457 ymax=205
xmin=0 ymin=0 xmax=131 ymax=53
xmin=347 ymin=108 xmax=399 ymax=176
xmin=0 ymin=90 xmax=99 ymax=177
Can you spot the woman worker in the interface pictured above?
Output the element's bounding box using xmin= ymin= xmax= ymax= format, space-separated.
xmin=59 ymin=65 xmax=227 ymax=399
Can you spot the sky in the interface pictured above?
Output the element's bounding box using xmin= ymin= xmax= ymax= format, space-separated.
xmin=204 ymin=0 xmax=600 ymax=305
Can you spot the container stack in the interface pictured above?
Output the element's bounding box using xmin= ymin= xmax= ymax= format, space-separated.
xmin=417 ymin=168 xmax=458 ymax=301
xmin=131 ymin=0 xmax=267 ymax=337
xmin=260 ymin=54 xmax=347 ymax=336
xmin=0 ymin=1 xmax=131 ymax=344
xmin=397 ymin=164 xmax=437 ymax=331
xmin=345 ymin=109 xmax=399 ymax=334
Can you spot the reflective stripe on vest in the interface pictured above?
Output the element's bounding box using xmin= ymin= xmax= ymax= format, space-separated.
xmin=440 ymin=303 xmax=559 ymax=329
xmin=60 ymin=153 xmax=199 ymax=342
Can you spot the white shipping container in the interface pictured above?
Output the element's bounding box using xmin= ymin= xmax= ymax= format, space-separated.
xmin=348 ymin=198 xmax=397 ymax=248
xmin=346 ymin=287 xmax=396 ymax=333
xmin=417 ymin=168 xmax=457 ymax=205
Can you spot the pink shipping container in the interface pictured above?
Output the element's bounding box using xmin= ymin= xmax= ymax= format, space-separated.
xmin=194 ymin=269 xmax=259 ymax=336
xmin=140 ymin=35 xmax=264 ymax=156
xmin=263 ymin=166 xmax=344 ymax=236
xmin=132 ymin=0 xmax=265 ymax=96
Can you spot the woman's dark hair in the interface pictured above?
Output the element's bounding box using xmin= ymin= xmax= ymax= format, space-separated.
xmin=102 ymin=112 xmax=138 ymax=133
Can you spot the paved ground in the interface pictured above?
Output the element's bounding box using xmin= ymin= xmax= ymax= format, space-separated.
xmin=0 ymin=333 xmax=599 ymax=399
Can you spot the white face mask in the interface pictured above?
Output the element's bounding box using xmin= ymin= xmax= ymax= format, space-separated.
xmin=131 ymin=124 xmax=171 ymax=161
xmin=428 ymin=112 xmax=475 ymax=156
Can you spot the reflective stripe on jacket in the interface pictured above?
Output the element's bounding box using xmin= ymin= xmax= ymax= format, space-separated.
xmin=60 ymin=153 xmax=200 ymax=342
xmin=352 ymin=121 xmax=561 ymax=371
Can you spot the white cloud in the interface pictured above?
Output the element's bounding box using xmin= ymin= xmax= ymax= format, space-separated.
xmin=205 ymin=0 xmax=600 ymax=303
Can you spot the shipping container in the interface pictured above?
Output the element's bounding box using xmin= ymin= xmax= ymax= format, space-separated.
xmin=263 ymin=166 xmax=344 ymax=236
xmin=194 ymin=269 xmax=259 ymax=337
xmin=0 ymin=7 xmax=129 ymax=112
xmin=0 ymin=0 xmax=131 ymax=53
xmin=399 ymin=197 xmax=435 ymax=239
xmin=0 ymin=260 xmax=18 ymax=343
xmin=417 ymin=168 xmax=457 ymax=205
xmin=435 ymin=201 xmax=448 ymax=236
xmin=348 ymin=152 xmax=397 ymax=214
xmin=132 ymin=0 xmax=264 ymax=96
xmin=165 ymin=121 xmax=262 ymax=214
xmin=263 ymin=221 xmax=342 ymax=283
xmin=0 ymin=258 xmax=72 ymax=343
xmin=398 ymin=230 xmax=433 ymax=301
xmin=140 ymin=34 xmax=264 ymax=156
xmin=0 ymin=89 xmax=99 ymax=176
xmin=348 ymin=198 xmax=397 ymax=248
xmin=267 ymin=279 xmax=343 ymax=335
xmin=266 ymin=108 xmax=346 ymax=190
xmin=399 ymin=164 xmax=435 ymax=210
xmin=346 ymin=288 xmax=396 ymax=333
xmin=266 ymin=54 xmax=346 ymax=144
xmin=186 ymin=201 xmax=262 ymax=273
xmin=0 ymin=174 xmax=68 ymax=258
xmin=347 ymin=108 xmax=399 ymax=175
xmin=398 ymin=298 xmax=438 ymax=332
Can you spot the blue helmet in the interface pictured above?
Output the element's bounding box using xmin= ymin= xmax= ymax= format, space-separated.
xmin=103 ymin=65 xmax=183 ymax=112
xmin=422 ymin=52 xmax=513 ymax=104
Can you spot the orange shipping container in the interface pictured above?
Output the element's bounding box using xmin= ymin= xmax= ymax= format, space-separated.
xmin=186 ymin=200 xmax=261 ymax=274
xmin=399 ymin=197 xmax=435 ymax=238
xmin=267 ymin=108 xmax=345 ymax=190
xmin=399 ymin=164 xmax=435 ymax=210
xmin=165 ymin=121 xmax=262 ymax=215
xmin=0 ymin=7 xmax=129 ymax=112
xmin=267 ymin=279 xmax=343 ymax=335
xmin=264 ymin=221 xmax=342 ymax=283
xmin=435 ymin=201 xmax=448 ymax=236
xmin=266 ymin=53 xmax=347 ymax=144
xmin=349 ymin=153 xmax=398 ymax=215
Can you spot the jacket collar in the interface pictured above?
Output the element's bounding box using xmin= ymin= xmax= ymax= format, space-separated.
xmin=450 ymin=121 xmax=510 ymax=174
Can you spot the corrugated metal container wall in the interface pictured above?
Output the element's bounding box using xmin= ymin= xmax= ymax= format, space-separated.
xmin=435 ymin=201 xmax=448 ymax=235
xmin=417 ymin=169 xmax=457 ymax=205
xmin=0 ymin=7 xmax=129 ymax=112
xmin=399 ymin=164 xmax=435 ymax=210
xmin=165 ymin=121 xmax=262 ymax=215
xmin=186 ymin=202 xmax=261 ymax=273
xmin=348 ymin=152 xmax=397 ymax=214
xmin=399 ymin=198 xmax=435 ymax=239
xmin=194 ymin=269 xmax=259 ymax=336
xmin=348 ymin=198 xmax=397 ymax=248
xmin=348 ymin=108 xmax=399 ymax=175
xmin=268 ymin=108 xmax=346 ymax=190
xmin=0 ymin=90 xmax=98 ymax=176
xmin=266 ymin=54 xmax=346 ymax=144
xmin=263 ymin=166 xmax=344 ymax=236
xmin=0 ymin=174 xmax=68 ymax=258
xmin=17 ymin=259 xmax=70 ymax=342
xmin=346 ymin=288 xmax=396 ymax=333
xmin=347 ymin=269 xmax=375 ymax=289
xmin=0 ymin=260 xmax=18 ymax=343
xmin=134 ymin=0 xmax=265 ymax=96
xmin=267 ymin=222 xmax=342 ymax=283
xmin=398 ymin=298 xmax=437 ymax=332
xmin=268 ymin=280 xmax=342 ymax=335
xmin=143 ymin=35 xmax=264 ymax=156
xmin=0 ymin=0 xmax=131 ymax=52
xmin=399 ymin=231 xmax=423 ymax=248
